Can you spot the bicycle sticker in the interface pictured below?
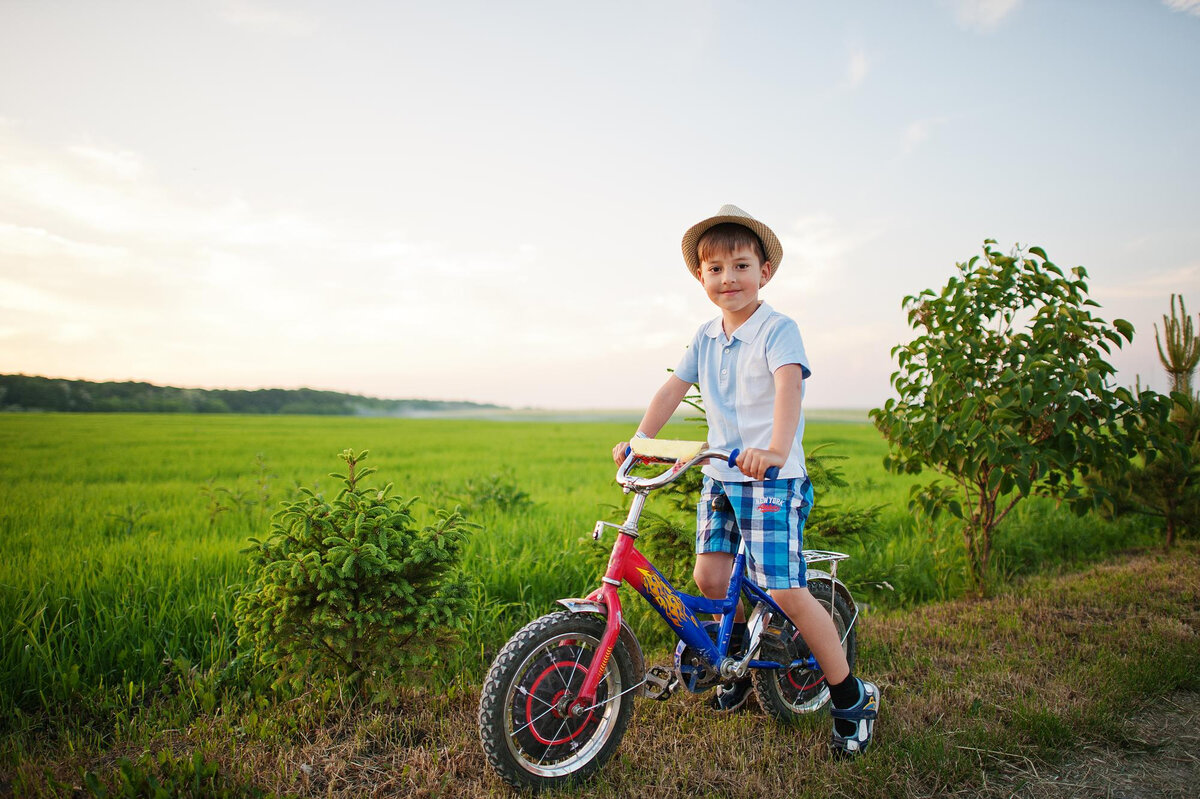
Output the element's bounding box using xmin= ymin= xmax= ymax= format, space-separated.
xmin=635 ymin=567 xmax=689 ymax=628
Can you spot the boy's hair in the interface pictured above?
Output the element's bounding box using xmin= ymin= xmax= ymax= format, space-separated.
xmin=696 ymin=223 xmax=768 ymax=267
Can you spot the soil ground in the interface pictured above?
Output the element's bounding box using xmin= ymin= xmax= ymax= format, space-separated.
xmin=985 ymin=690 xmax=1199 ymax=798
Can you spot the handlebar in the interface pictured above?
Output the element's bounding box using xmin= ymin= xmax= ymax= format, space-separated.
xmin=616 ymin=440 xmax=779 ymax=492
xmin=727 ymin=449 xmax=781 ymax=481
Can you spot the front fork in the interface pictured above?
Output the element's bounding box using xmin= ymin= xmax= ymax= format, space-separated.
xmin=568 ymin=527 xmax=638 ymax=714
xmin=568 ymin=582 xmax=624 ymax=715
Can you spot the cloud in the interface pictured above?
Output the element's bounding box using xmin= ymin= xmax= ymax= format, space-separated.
xmin=0 ymin=277 xmax=77 ymax=316
xmin=1094 ymin=263 xmax=1200 ymax=301
xmin=772 ymin=214 xmax=886 ymax=297
xmin=901 ymin=116 xmax=950 ymax=154
xmin=0 ymin=223 xmax=127 ymax=262
xmin=66 ymin=145 xmax=145 ymax=181
xmin=213 ymin=0 xmax=319 ymax=36
xmin=946 ymin=0 xmax=1022 ymax=32
xmin=847 ymin=47 xmax=870 ymax=89
xmin=0 ymin=126 xmax=581 ymax=400
xmin=1165 ymin=0 xmax=1200 ymax=16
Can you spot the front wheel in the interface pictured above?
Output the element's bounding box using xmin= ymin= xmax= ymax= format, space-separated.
xmin=752 ymin=580 xmax=857 ymax=721
xmin=478 ymin=611 xmax=636 ymax=791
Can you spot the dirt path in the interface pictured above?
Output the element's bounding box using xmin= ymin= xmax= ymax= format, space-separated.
xmin=986 ymin=690 xmax=1199 ymax=798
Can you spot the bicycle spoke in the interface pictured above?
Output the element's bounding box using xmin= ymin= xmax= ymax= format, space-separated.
xmin=516 ymin=683 xmax=554 ymax=710
xmin=512 ymin=701 xmax=560 ymax=738
xmin=535 ymin=716 xmax=576 ymax=767
xmin=563 ymin=644 xmax=589 ymax=691
xmin=578 ymin=676 xmax=646 ymax=713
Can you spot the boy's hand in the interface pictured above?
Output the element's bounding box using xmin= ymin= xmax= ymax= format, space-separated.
xmin=612 ymin=442 xmax=631 ymax=465
xmin=736 ymin=448 xmax=786 ymax=480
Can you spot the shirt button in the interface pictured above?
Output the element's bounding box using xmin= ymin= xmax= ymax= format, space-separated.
xmin=721 ymin=369 xmax=728 ymax=375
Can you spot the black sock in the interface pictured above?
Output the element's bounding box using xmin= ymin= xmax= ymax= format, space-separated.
xmin=730 ymin=621 xmax=748 ymax=655
xmin=829 ymin=675 xmax=861 ymax=737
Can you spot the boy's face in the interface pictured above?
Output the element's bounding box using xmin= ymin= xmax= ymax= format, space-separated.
xmin=696 ymin=244 xmax=772 ymax=321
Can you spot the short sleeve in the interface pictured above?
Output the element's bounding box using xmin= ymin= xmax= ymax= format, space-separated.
xmin=673 ymin=327 xmax=702 ymax=385
xmin=764 ymin=317 xmax=811 ymax=380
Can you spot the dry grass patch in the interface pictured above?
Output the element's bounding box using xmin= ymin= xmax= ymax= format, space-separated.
xmin=4 ymin=548 xmax=1197 ymax=798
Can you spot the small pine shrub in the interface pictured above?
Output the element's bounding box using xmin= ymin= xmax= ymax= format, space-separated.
xmin=234 ymin=449 xmax=475 ymax=695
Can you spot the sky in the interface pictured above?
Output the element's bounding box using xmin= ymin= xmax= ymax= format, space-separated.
xmin=1 ymin=0 xmax=1198 ymax=410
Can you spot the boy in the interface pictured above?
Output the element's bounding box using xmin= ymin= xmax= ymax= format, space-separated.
xmin=612 ymin=204 xmax=880 ymax=756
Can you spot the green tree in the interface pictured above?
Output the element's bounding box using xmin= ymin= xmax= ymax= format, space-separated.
xmin=235 ymin=449 xmax=474 ymax=694
xmin=871 ymin=241 xmax=1162 ymax=592
xmin=1091 ymin=295 xmax=1200 ymax=548
xmin=1104 ymin=396 xmax=1200 ymax=548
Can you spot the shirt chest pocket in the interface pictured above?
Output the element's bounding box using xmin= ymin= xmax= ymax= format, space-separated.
xmin=738 ymin=351 xmax=776 ymax=406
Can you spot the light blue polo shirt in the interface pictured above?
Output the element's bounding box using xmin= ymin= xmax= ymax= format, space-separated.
xmin=674 ymin=302 xmax=811 ymax=483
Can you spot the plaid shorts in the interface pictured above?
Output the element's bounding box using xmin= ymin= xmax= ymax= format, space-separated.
xmin=696 ymin=476 xmax=814 ymax=590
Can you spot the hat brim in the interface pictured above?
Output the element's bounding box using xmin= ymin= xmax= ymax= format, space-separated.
xmin=681 ymin=213 xmax=784 ymax=279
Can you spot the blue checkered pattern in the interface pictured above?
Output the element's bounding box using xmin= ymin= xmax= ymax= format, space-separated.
xmin=696 ymin=476 xmax=814 ymax=589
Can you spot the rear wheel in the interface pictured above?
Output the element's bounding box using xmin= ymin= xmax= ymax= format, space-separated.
xmin=478 ymin=611 xmax=635 ymax=791
xmin=752 ymin=581 xmax=857 ymax=721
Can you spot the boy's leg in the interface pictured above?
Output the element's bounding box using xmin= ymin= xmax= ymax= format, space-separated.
xmin=693 ymin=552 xmax=746 ymax=622
xmin=695 ymin=479 xmax=745 ymax=626
xmin=767 ymin=586 xmax=849 ymax=684
xmin=770 ymin=585 xmax=879 ymax=754
xmin=694 ymin=552 xmax=752 ymax=711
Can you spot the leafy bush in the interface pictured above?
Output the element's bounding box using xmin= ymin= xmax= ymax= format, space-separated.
xmin=871 ymin=241 xmax=1165 ymax=592
xmin=234 ymin=449 xmax=474 ymax=695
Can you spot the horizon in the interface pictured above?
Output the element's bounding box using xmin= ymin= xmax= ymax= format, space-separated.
xmin=0 ymin=372 xmax=879 ymax=417
xmin=2 ymin=1 xmax=1198 ymax=410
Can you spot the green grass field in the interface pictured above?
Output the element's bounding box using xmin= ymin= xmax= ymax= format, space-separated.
xmin=1 ymin=413 xmax=1193 ymax=796
xmin=1 ymin=412 xmax=1163 ymax=726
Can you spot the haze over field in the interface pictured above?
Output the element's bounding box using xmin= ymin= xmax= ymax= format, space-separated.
xmin=1 ymin=1 xmax=1198 ymax=409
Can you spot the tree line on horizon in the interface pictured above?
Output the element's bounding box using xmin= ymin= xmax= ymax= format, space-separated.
xmin=0 ymin=374 xmax=502 ymax=416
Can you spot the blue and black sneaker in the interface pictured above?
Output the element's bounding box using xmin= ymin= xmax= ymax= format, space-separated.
xmin=830 ymin=678 xmax=880 ymax=757
xmin=708 ymin=677 xmax=753 ymax=713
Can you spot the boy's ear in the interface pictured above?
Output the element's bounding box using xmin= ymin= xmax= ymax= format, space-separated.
xmin=760 ymin=262 xmax=773 ymax=285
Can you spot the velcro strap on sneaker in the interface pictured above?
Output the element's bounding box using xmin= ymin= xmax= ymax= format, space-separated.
xmin=829 ymin=691 xmax=879 ymax=721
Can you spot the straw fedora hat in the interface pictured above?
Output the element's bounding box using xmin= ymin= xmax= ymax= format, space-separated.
xmin=681 ymin=204 xmax=784 ymax=279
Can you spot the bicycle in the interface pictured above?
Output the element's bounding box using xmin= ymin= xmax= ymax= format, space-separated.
xmin=477 ymin=437 xmax=860 ymax=791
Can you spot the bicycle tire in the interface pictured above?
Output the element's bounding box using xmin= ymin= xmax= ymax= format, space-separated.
xmin=478 ymin=611 xmax=636 ymax=791
xmin=752 ymin=581 xmax=857 ymax=721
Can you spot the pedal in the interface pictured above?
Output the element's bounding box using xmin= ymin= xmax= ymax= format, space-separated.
xmin=759 ymin=624 xmax=800 ymax=663
xmin=643 ymin=666 xmax=679 ymax=701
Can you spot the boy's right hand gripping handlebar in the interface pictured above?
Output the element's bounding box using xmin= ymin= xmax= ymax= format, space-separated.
xmin=727 ymin=449 xmax=781 ymax=480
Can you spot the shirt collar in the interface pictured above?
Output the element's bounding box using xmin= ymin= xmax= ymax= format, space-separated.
xmin=704 ymin=302 xmax=774 ymax=343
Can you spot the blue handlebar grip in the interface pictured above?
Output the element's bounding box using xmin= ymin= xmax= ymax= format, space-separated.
xmin=728 ymin=448 xmax=781 ymax=479
xmin=624 ymin=446 xmax=631 ymax=457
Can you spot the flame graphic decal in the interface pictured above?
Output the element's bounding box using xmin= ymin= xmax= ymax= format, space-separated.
xmin=636 ymin=567 xmax=689 ymax=628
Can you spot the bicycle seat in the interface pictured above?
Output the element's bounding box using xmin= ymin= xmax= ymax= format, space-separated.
xmin=628 ymin=438 xmax=705 ymax=462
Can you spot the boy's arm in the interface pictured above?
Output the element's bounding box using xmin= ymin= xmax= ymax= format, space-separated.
xmin=736 ymin=363 xmax=804 ymax=480
xmin=611 ymin=375 xmax=693 ymax=464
